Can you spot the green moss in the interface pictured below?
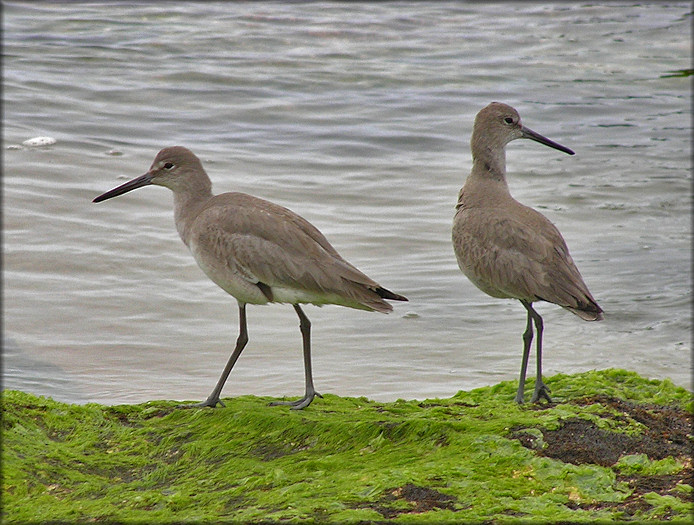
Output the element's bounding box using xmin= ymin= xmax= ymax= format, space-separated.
xmin=2 ymin=369 xmax=692 ymax=523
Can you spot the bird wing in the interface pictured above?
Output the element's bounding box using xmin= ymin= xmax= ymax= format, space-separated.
xmin=455 ymin=204 xmax=599 ymax=314
xmin=190 ymin=192 xmax=386 ymax=303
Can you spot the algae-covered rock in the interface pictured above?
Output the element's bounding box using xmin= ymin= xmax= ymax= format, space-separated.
xmin=2 ymin=369 xmax=692 ymax=523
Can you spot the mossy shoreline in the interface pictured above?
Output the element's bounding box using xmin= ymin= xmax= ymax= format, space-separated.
xmin=2 ymin=369 xmax=692 ymax=523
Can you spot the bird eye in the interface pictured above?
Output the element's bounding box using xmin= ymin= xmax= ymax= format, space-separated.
xmin=163 ymin=162 xmax=175 ymax=170
xmin=504 ymin=117 xmax=514 ymax=124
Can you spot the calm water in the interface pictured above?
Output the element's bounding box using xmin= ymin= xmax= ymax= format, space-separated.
xmin=3 ymin=2 xmax=691 ymax=405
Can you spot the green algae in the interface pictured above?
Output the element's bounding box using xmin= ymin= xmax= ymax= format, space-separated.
xmin=616 ymin=455 xmax=686 ymax=477
xmin=660 ymin=68 xmax=693 ymax=78
xmin=2 ymin=369 xmax=692 ymax=523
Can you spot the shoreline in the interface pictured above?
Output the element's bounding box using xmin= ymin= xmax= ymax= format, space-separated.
xmin=3 ymin=368 xmax=692 ymax=523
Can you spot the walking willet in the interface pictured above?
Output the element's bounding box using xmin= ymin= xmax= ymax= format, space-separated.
xmin=94 ymin=146 xmax=407 ymax=410
xmin=452 ymin=102 xmax=603 ymax=404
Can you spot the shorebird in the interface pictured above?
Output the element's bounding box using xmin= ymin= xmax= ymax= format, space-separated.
xmin=93 ymin=146 xmax=407 ymax=409
xmin=452 ymin=102 xmax=603 ymax=404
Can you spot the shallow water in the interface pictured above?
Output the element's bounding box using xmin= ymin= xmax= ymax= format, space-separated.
xmin=3 ymin=2 xmax=691 ymax=404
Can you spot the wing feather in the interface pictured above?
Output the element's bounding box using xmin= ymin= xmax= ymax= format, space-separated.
xmin=454 ymin=203 xmax=599 ymax=315
xmin=188 ymin=192 xmax=395 ymax=311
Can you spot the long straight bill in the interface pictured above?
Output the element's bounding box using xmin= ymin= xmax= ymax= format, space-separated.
xmin=521 ymin=126 xmax=575 ymax=156
xmin=93 ymin=173 xmax=153 ymax=203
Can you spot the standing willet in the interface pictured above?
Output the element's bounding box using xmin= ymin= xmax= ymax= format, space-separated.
xmin=93 ymin=146 xmax=407 ymax=410
xmin=452 ymin=102 xmax=603 ymax=404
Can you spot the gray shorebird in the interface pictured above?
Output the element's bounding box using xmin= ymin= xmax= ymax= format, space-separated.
xmin=94 ymin=146 xmax=407 ymax=409
xmin=452 ymin=102 xmax=603 ymax=403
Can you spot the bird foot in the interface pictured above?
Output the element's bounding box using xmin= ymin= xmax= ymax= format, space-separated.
xmin=530 ymin=383 xmax=552 ymax=404
xmin=269 ymin=391 xmax=323 ymax=410
xmin=514 ymin=382 xmax=527 ymax=404
xmin=177 ymin=396 xmax=226 ymax=409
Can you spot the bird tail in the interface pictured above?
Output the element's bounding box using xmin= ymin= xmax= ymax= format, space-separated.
xmin=352 ymin=286 xmax=408 ymax=314
xmin=564 ymin=298 xmax=604 ymax=321
xmin=375 ymin=286 xmax=408 ymax=303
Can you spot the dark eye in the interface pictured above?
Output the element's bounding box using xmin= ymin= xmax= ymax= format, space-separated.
xmin=163 ymin=162 xmax=175 ymax=170
xmin=504 ymin=117 xmax=514 ymax=124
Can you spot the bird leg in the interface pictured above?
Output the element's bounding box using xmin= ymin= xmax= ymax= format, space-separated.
xmin=181 ymin=303 xmax=249 ymax=409
xmin=524 ymin=302 xmax=552 ymax=403
xmin=269 ymin=304 xmax=322 ymax=410
xmin=515 ymin=303 xmax=534 ymax=404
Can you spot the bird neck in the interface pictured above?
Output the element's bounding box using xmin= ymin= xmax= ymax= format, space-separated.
xmin=457 ymin=148 xmax=511 ymax=209
xmin=470 ymin=135 xmax=508 ymax=182
xmin=172 ymin=177 xmax=214 ymax=246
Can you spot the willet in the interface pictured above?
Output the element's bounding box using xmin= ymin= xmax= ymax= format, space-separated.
xmin=452 ymin=102 xmax=603 ymax=404
xmin=93 ymin=146 xmax=407 ymax=410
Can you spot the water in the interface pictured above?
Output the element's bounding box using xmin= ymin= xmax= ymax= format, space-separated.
xmin=3 ymin=2 xmax=691 ymax=405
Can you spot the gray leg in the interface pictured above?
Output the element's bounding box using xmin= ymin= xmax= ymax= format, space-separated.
xmin=269 ymin=304 xmax=322 ymax=410
xmin=516 ymin=302 xmax=534 ymax=404
xmin=524 ymin=303 xmax=551 ymax=403
xmin=182 ymin=303 xmax=249 ymax=409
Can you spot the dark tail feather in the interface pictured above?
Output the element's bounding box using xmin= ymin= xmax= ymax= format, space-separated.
xmin=375 ymin=286 xmax=408 ymax=302
xmin=566 ymin=297 xmax=604 ymax=321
